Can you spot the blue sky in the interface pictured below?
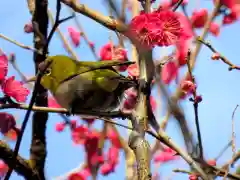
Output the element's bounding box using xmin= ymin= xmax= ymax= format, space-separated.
xmin=0 ymin=0 xmax=240 ymax=179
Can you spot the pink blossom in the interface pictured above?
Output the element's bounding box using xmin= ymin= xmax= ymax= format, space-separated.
xmin=48 ymin=96 xmax=61 ymax=108
xmin=99 ymin=44 xmax=128 ymax=71
xmin=209 ymin=22 xmax=220 ymax=36
xmin=24 ymin=22 xmax=33 ymax=33
xmin=176 ymin=38 xmax=191 ymax=66
xmin=189 ymin=174 xmax=198 ymax=180
xmin=195 ymin=95 xmax=203 ymax=103
xmin=100 ymin=43 xmax=113 ymax=60
xmin=211 ymin=53 xmax=221 ymax=60
xmin=84 ymin=131 xmax=104 ymax=167
xmin=207 ymin=159 xmax=217 ymax=166
xmin=180 ymin=80 xmax=196 ymax=94
xmin=88 ymin=41 xmax=95 ymax=49
xmin=0 ymin=112 xmax=16 ymax=134
xmin=68 ymin=168 xmax=91 ymax=180
xmin=107 ymin=146 xmax=120 ymax=165
xmin=0 ymin=51 xmax=8 ymax=82
xmin=100 ymin=162 xmax=115 ymax=175
xmin=55 ymin=122 xmax=66 ymax=132
xmin=68 ymin=27 xmax=81 ymax=47
xmin=161 ymin=61 xmax=178 ymax=84
xmin=129 ymin=10 xmax=182 ymax=48
xmin=70 ymin=119 xmax=77 ymax=129
xmin=71 ymin=125 xmax=89 ymax=144
xmin=2 ymin=76 xmax=30 ymax=103
xmin=4 ymin=128 xmax=18 ymax=141
xmin=0 ymin=160 xmax=8 ymax=178
xmin=191 ymin=9 xmax=208 ymax=28
xmin=127 ymin=63 xmax=139 ymax=78
xmin=154 ymin=151 xmax=178 ymax=163
xmin=107 ymin=129 xmax=121 ymax=148
xmin=122 ymin=88 xmax=138 ymax=111
xmin=150 ymin=96 xmax=157 ymax=112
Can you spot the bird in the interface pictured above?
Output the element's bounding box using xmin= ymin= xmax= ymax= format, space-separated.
xmin=37 ymin=55 xmax=137 ymax=116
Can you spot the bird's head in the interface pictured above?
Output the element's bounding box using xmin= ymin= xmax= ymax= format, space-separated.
xmin=38 ymin=55 xmax=78 ymax=93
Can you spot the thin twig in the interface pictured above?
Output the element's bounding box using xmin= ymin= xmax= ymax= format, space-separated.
xmin=70 ymin=11 xmax=98 ymax=60
xmin=147 ymin=130 xmax=209 ymax=179
xmin=231 ymin=105 xmax=238 ymax=155
xmin=215 ymin=140 xmax=232 ymax=161
xmin=173 ymin=167 xmax=240 ymax=180
xmin=197 ymin=38 xmax=240 ymax=71
xmin=0 ymin=103 xmax=131 ymax=119
xmin=186 ymin=50 xmax=203 ymax=159
xmin=0 ymin=33 xmax=42 ymax=55
xmin=172 ymin=0 xmax=183 ymax=11
xmin=47 ymin=9 xmax=79 ymax=60
xmin=222 ymin=149 xmax=240 ymax=173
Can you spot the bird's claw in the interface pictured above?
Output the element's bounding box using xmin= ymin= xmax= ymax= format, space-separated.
xmin=66 ymin=107 xmax=75 ymax=117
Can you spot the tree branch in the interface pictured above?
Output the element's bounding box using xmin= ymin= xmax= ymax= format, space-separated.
xmin=0 ymin=140 xmax=39 ymax=179
xmin=29 ymin=0 xmax=49 ymax=179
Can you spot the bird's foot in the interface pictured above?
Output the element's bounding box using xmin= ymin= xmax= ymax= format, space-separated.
xmin=66 ymin=107 xmax=75 ymax=117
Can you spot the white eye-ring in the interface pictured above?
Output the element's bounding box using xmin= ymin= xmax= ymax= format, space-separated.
xmin=45 ymin=68 xmax=51 ymax=75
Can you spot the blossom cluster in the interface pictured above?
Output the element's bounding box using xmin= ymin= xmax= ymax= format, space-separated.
xmin=0 ymin=52 xmax=30 ymax=177
xmin=0 ymin=52 xmax=30 ymax=135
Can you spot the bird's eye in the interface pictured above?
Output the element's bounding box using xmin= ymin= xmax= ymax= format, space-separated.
xmin=44 ymin=68 xmax=51 ymax=75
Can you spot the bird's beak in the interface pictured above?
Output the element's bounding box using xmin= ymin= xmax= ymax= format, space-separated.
xmin=25 ymin=76 xmax=37 ymax=83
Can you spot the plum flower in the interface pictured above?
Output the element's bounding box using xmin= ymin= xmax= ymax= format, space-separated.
xmin=191 ymin=9 xmax=208 ymax=28
xmin=24 ymin=22 xmax=33 ymax=33
xmin=0 ymin=160 xmax=8 ymax=178
xmin=211 ymin=52 xmax=221 ymax=60
xmin=180 ymin=80 xmax=196 ymax=94
xmin=107 ymin=146 xmax=119 ymax=166
xmin=150 ymin=10 xmax=183 ymax=46
xmin=129 ymin=10 xmax=182 ymax=48
xmin=161 ymin=61 xmax=178 ymax=84
xmin=121 ymin=88 xmax=138 ymax=112
xmin=176 ymin=38 xmax=191 ymax=66
xmin=68 ymin=27 xmax=81 ymax=47
xmin=99 ymin=43 xmax=128 ymax=72
xmin=0 ymin=112 xmax=16 ymax=134
xmin=71 ymin=125 xmax=89 ymax=144
xmin=127 ymin=63 xmax=139 ymax=78
xmin=48 ymin=96 xmax=61 ymax=108
xmin=154 ymin=148 xmax=178 ymax=163
xmin=2 ymin=76 xmax=30 ymax=103
xmin=207 ymin=159 xmax=217 ymax=166
xmin=107 ymin=129 xmax=121 ymax=148
xmin=100 ymin=43 xmax=112 ymax=60
xmin=4 ymin=128 xmax=18 ymax=141
xmin=68 ymin=168 xmax=90 ymax=180
xmin=0 ymin=51 xmax=8 ymax=82
xmin=209 ymin=22 xmax=220 ymax=36
xmin=55 ymin=122 xmax=66 ymax=132
xmin=150 ymin=96 xmax=157 ymax=111
xmin=84 ymin=131 xmax=104 ymax=167
xmin=100 ymin=162 xmax=115 ymax=175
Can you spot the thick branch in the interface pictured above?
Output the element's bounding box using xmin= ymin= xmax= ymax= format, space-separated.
xmin=61 ymin=0 xmax=127 ymax=32
xmin=30 ymin=0 xmax=49 ymax=179
xmin=0 ymin=140 xmax=39 ymax=179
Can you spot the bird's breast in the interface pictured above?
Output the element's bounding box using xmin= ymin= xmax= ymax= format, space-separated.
xmin=54 ymin=74 xmax=123 ymax=113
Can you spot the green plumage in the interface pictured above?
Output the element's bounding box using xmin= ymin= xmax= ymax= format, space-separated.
xmin=40 ymin=55 xmax=136 ymax=113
